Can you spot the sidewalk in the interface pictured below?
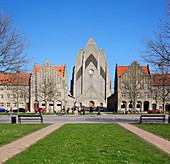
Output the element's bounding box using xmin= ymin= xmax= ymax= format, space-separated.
xmin=0 ymin=122 xmax=65 ymax=163
xmin=118 ymin=123 xmax=170 ymax=156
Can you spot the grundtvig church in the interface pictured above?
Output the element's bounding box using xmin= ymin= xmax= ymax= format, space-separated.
xmin=70 ymin=38 xmax=112 ymax=108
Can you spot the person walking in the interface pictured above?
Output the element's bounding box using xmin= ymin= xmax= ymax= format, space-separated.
xmin=82 ymin=106 xmax=85 ymax=115
xmin=89 ymin=106 xmax=93 ymax=115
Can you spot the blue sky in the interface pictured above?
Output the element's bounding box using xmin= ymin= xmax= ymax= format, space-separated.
xmin=0 ymin=0 xmax=168 ymax=89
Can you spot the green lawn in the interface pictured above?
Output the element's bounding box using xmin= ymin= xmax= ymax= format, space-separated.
xmin=135 ymin=123 xmax=170 ymax=141
xmin=5 ymin=124 xmax=170 ymax=164
xmin=0 ymin=124 xmax=50 ymax=146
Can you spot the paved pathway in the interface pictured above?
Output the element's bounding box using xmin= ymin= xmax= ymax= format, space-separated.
xmin=0 ymin=122 xmax=170 ymax=163
xmin=118 ymin=123 xmax=170 ymax=156
xmin=0 ymin=122 xmax=65 ymax=163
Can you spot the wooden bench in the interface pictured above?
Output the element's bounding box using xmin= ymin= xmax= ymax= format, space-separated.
xmin=140 ymin=114 xmax=165 ymax=123
xmin=18 ymin=114 xmax=43 ymax=123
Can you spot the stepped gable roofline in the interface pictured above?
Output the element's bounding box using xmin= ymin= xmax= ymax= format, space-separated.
xmin=85 ymin=38 xmax=98 ymax=51
xmin=0 ymin=73 xmax=31 ymax=85
xmin=33 ymin=64 xmax=65 ymax=78
xmin=117 ymin=65 xmax=150 ymax=77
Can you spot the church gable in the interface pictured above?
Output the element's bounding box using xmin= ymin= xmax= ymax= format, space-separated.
xmin=72 ymin=38 xmax=111 ymax=107
xmin=78 ymin=85 xmax=104 ymax=102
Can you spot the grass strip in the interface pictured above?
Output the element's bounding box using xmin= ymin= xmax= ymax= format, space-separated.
xmin=5 ymin=123 xmax=170 ymax=163
xmin=0 ymin=124 xmax=50 ymax=146
xmin=134 ymin=123 xmax=170 ymax=141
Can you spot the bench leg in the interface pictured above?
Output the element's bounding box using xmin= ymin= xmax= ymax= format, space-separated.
xmin=18 ymin=118 xmax=21 ymax=124
xmin=140 ymin=117 xmax=142 ymax=123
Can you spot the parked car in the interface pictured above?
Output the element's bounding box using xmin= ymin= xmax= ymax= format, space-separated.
xmin=148 ymin=109 xmax=163 ymax=114
xmin=13 ymin=108 xmax=26 ymax=113
xmin=35 ymin=107 xmax=46 ymax=113
xmin=0 ymin=108 xmax=9 ymax=113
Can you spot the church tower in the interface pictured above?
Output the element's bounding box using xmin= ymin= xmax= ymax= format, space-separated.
xmin=71 ymin=38 xmax=111 ymax=107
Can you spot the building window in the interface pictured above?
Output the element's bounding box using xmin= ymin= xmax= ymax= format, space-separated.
xmin=159 ymin=105 xmax=163 ymax=109
xmin=144 ymin=92 xmax=148 ymax=98
xmin=42 ymin=84 xmax=45 ymax=88
xmin=26 ymin=94 xmax=29 ymax=98
xmin=137 ymin=93 xmax=141 ymax=99
xmin=6 ymin=86 xmax=10 ymax=90
xmin=144 ymin=83 xmax=148 ymax=89
xmin=121 ymin=83 xmax=125 ymax=89
xmin=56 ymin=83 xmax=61 ymax=89
xmin=57 ymin=92 xmax=61 ymax=96
xmin=153 ymin=95 xmax=156 ymax=100
xmin=13 ymin=94 xmax=16 ymax=99
xmin=7 ymin=94 xmax=10 ymax=99
xmin=0 ymin=86 xmax=3 ymax=90
xmin=129 ymin=93 xmax=134 ymax=99
xmin=13 ymin=103 xmax=17 ymax=107
xmin=0 ymin=102 xmax=4 ymax=107
xmin=122 ymin=93 xmax=126 ymax=98
xmin=0 ymin=94 xmax=3 ymax=99
xmin=158 ymin=96 xmax=162 ymax=100
xmin=137 ymin=83 xmax=141 ymax=89
xmin=42 ymin=93 xmax=45 ymax=98
xmin=20 ymin=102 xmax=24 ymax=107
xmin=20 ymin=94 xmax=23 ymax=99
xmin=7 ymin=103 xmax=10 ymax=107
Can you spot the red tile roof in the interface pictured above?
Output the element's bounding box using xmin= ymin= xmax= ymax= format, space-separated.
xmin=117 ymin=66 xmax=150 ymax=77
xmin=34 ymin=66 xmax=41 ymax=75
xmin=152 ymin=74 xmax=170 ymax=86
xmin=34 ymin=65 xmax=65 ymax=78
xmin=117 ymin=66 xmax=128 ymax=77
xmin=0 ymin=73 xmax=31 ymax=85
xmin=54 ymin=66 xmax=65 ymax=78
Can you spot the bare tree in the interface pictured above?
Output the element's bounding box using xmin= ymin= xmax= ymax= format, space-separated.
xmin=38 ymin=77 xmax=58 ymax=113
xmin=0 ymin=10 xmax=29 ymax=73
xmin=141 ymin=3 xmax=170 ymax=69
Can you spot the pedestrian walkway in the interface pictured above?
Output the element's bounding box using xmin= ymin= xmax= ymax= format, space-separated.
xmin=0 ymin=122 xmax=65 ymax=163
xmin=118 ymin=123 xmax=170 ymax=156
